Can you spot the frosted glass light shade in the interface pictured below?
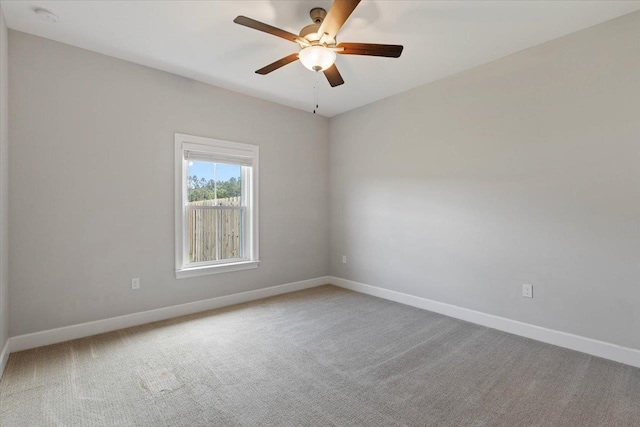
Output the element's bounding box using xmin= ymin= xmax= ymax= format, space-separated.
xmin=299 ymin=46 xmax=336 ymax=72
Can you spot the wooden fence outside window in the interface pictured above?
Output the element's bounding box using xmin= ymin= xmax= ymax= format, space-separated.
xmin=187 ymin=197 xmax=243 ymax=263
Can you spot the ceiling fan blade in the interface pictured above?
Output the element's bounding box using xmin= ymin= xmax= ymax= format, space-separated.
xmin=337 ymin=42 xmax=404 ymax=58
xmin=234 ymin=16 xmax=300 ymax=43
xmin=323 ymin=64 xmax=345 ymax=87
xmin=255 ymin=53 xmax=299 ymax=75
xmin=318 ymin=0 xmax=361 ymax=42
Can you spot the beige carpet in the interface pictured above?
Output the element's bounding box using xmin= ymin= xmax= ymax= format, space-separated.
xmin=1 ymin=285 xmax=639 ymax=426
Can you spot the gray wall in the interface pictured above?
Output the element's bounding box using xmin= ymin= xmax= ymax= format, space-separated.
xmin=0 ymin=9 xmax=8 ymax=351
xmin=330 ymin=11 xmax=640 ymax=350
xmin=7 ymin=10 xmax=640 ymax=351
xmin=9 ymin=31 xmax=329 ymax=336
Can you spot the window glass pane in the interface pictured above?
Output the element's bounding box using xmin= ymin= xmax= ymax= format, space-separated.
xmin=187 ymin=161 xmax=241 ymax=205
xmin=187 ymin=160 xmax=243 ymax=263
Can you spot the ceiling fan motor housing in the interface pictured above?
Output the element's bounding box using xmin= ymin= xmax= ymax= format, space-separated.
xmin=300 ymin=24 xmax=322 ymax=42
xmin=299 ymin=8 xmax=336 ymax=46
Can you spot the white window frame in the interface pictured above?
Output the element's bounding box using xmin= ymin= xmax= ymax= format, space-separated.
xmin=175 ymin=133 xmax=259 ymax=279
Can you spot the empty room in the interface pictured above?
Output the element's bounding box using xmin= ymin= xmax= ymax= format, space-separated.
xmin=0 ymin=0 xmax=639 ymax=425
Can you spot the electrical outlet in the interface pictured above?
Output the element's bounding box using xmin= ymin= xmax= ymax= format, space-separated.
xmin=132 ymin=277 xmax=140 ymax=290
xmin=522 ymin=284 xmax=533 ymax=298
xmin=342 ymin=255 xmax=347 ymax=264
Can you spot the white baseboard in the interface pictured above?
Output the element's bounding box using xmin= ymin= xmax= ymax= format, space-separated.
xmin=8 ymin=275 xmax=640 ymax=370
xmin=329 ymin=276 xmax=640 ymax=369
xmin=0 ymin=339 xmax=9 ymax=379
xmin=9 ymin=276 xmax=330 ymax=353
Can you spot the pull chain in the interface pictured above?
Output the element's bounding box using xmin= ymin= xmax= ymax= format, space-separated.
xmin=313 ymin=71 xmax=319 ymax=114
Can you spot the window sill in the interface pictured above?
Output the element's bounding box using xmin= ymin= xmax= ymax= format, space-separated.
xmin=175 ymin=260 xmax=260 ymax=279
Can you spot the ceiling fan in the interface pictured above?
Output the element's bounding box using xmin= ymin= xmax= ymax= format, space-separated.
xmin=233 ymin=0 xmax=403 ymax=87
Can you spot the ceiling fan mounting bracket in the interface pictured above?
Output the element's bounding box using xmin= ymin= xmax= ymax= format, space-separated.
xmin=309 ymin=8 xmax=327 ymax=24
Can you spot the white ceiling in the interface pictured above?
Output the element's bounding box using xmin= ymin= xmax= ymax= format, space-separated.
xmin=2 ymin=1 xmax=640 ymax=117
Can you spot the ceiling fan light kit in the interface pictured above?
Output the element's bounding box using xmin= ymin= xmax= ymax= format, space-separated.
xmin=233 ymin=0 xmax=403 ymax=88
xmin=299 ymin=46 xmax=337 ymax=72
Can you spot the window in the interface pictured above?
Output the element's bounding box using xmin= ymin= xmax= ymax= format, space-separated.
xmin=175 ymin=133 xmax=259 ymax=278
